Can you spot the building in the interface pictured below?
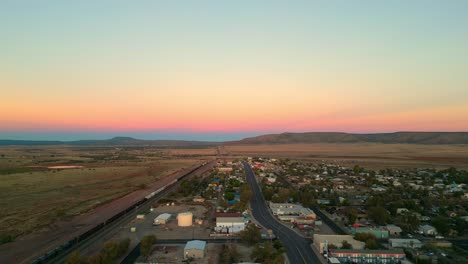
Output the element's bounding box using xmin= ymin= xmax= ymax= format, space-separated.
xmin=328 ymin=249 xmax=405 ymax=264
xmin=385 ymin=225 xmax=403 ymax=237
xmin=351 ymin=227 xmax=389 ymax=239
xmin=193 ymin=196 xmax=205 ymax=203
xmin=419 ymin=224 xmax=437 ymax=235
xmin=292 ymin=217 xmax=314 ymax=225
xmin=218 ymin=167 xmax=233 ymax=172
xmin=216 ymin=217 xmax=245 ymax=233
xmin=396 ymin=208 xmax=409 ymax=215
xmin=389 ymin=238 xmax=423 ymax=249
xmin=154 ymin=213 xmax=171 ymax=225
xmin=184 ymin=240 xmax=206 ymax=259
xmin=328 ymin=257 xmax=341 ymax=264
xmin=313 ymin=234 xmax=365 ymax=253
xmin=269 ymin=202 xmax=316 ymax=221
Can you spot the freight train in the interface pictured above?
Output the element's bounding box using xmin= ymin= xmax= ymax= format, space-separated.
xmin=31 ymin=163 xmax=205 ymax=264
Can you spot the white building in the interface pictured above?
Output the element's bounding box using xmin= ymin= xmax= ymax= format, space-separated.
xmin=154 ymin=213 xmax=171 ymax=225
xmin=216 ymin=217 xmax=245 ymax=233
xmin=389 ymin=238 xmax=423 ymax=249
xmin=419 ymin=224 xmax=437 ymax=235
xmin=385 ymin=224 xmax=403 ymax=236
xmin=269 ymin=202 xmax=316 ymax=220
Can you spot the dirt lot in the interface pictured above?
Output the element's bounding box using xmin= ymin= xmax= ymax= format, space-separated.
xmin=125 ymin=204 xmax=211 ymax=240
xmin=0 ymin=146 xmax=214 ymax=238
xmin=225 ymin=143 xmax=468 ymax=169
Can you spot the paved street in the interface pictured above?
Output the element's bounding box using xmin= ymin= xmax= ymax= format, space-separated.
xmin=242 ymin=161 xmax=324 ymax=264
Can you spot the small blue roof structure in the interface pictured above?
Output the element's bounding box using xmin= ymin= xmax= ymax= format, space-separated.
xmin=184 ymin=240 xmax=206 ymax=251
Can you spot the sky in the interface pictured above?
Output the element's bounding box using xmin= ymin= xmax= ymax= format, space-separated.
xmin=1 ymin=1 xmax=468 ymax=141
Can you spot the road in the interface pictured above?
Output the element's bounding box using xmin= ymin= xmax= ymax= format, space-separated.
xmin=242 ymin=161 xmax=323 ymax=264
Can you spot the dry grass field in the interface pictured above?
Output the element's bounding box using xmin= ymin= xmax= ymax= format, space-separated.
xmin=225 ymin=143 xmax=468 ymax=169
xmin=0 ymin=145 xmax=215 ymax=239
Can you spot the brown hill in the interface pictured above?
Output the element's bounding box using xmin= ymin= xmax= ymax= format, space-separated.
xmin=229 ymin=132 xmax=468 ymax=145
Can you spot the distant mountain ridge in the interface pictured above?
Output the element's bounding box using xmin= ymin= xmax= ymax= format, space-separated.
xmin=228 ymin=132 xmax=468 ymax=145
xmin=2 ymin=132 xmax=468 ymax=146
xmin=0 ymin=137 xmax=217 ymax=147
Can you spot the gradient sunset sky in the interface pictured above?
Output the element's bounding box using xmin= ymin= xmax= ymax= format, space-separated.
xmin=1 ymin=1 xmax=467 ymax=141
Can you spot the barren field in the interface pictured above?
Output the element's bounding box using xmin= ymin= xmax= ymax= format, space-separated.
xmin=225 ymin=143 xmax=468 ymax=169
xmin=0 ymin=146 xmax=215 ymax=239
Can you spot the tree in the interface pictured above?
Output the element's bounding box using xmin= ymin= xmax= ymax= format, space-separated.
xmin=276 ymin=188 xmax=291 ymax=203
xmin=224 ymin=192 xmax=235 ymax=201
xmin=299 ymin=191 xmax=315 ymax=207
xmin=240 ymin=224 xmax=261 ymax=245
xmin=432 ymin=216 xmax=450 ymax=235
xmin=65 ymin=252 xmax=87 ymax=264
xmin=251 ymin=241 xmax=284 ymax=264
xmin=346 ymin=208 xmax=358 ymax=225
xmin=353 ymin=165 xmax=363 ymax=174
xmin=395 ymin=213 xmax=420 ymax=233
xmin=220 ymin=244 xmax=239 ymax=264
xmin=365 ymin=239 xmax=378 ymax=249
xmin=341 ymin=240 xmax=352 ymax=249
xmin=140 ymin=235 xmax=156 ymax=257
xmin=368 ymin=206 xmax=390 ymax=225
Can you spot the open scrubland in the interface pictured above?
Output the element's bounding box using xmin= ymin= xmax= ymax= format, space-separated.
xmin=225 ymin=143 xmax=468 ymax=169
xmin=0 ymin=146 xmax=215 ymax=239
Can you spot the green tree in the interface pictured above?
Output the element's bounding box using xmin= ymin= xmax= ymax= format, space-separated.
xmin=240 ymin=224 xmax=261 ymax=246
xmin=365 ymin=239 xmax=378 ymax=249
xmin=224 ymin=192 xmax=235 ymax=201
xmin=368 ymin=206 xmax=390 ymax=225
xmin=432 ymin=216 xmax=450 ymax=235
xmin=299 ymin=191 xmax=315 ymax=207
xmin=251 ymin=241 xmax=284 ymax=264
xmin=219 ymin=244 xmax=239 ymax=264
xmin=341 ymin=240 xmax=352 ymax=249
xmin=346 ymin=208 xmax=358 ymax=225
xmin=353 ymin=165 xmax=363 ymax=174
xmin=140 ymin=235 xmax=156 ymax=257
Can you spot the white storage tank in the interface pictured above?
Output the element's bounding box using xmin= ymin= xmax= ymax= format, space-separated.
xmin=177 ymin=212 xmax=193 ymax=227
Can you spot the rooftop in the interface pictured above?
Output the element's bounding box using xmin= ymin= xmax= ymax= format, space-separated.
xmin=184 ymin=240 xmax=206 ymax=251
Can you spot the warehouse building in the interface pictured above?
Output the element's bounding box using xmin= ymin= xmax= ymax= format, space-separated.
xmin=215 ymin=217 xmax=246 ymax=233
xmin=153 ymin=213 xmax=171 ymax=225
xmin=184 ymin=240 xmax=206 ymax=259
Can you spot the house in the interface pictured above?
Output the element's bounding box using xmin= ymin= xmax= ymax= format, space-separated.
xmin=389 ymin=238 xmax=423 ymax=249
xmin=266 ymin=176 xmax=276 ymax=183
xmin=385 ymin=225 xmax=403 ymax=237
xmin=154 ymin=213 xmax=171 ymax=225
xmin=447 ymin=211 xmax=457 ymax=218
xmin=329 ymin=249 xmax=405 ymax=263
xmin=184 ymin=240 xmax=206 ymax=259
xmin=313 ymin=234 xmax=365 ymax=253
xmin=216 ymin=217 xmax=245 ymax=233
xmin=396 ymin=208 xmax=409 ymax=215
xmin=419 ymin=224 xmax=437 ymax=236
xmin=218 ymin=167 xmax=233 ymax=172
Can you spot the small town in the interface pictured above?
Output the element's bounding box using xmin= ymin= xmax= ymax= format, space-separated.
xmin=62 ymin=157 xmax=467 ymax=264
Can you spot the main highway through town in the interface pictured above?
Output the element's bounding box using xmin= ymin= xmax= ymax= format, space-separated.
xmin=242 ymin=161 xmax=323 ymax=264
